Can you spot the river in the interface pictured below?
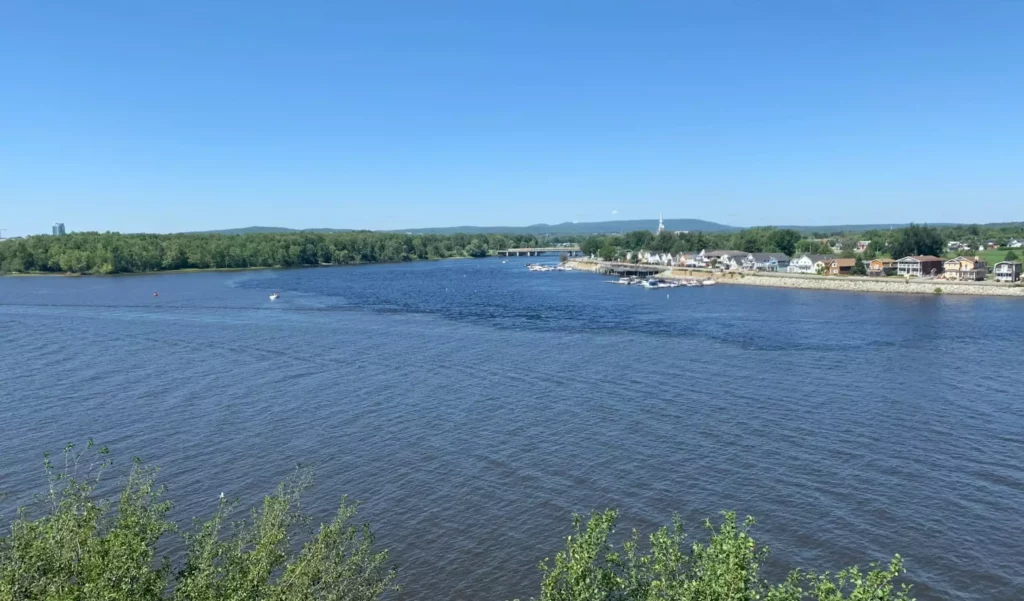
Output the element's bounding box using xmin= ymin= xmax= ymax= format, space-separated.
xmin=1 ymin=257 xmax=1021 ymax=600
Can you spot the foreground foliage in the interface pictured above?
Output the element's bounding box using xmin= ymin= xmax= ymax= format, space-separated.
xmin=1 ymin=445 xmax=912 ymax=601
xmin=0 ymin=231 xmax=540 ymax=274
xmin=0 ymin=443 xmax=396 ymax=601
xmin=526 ymin=510 xmax=913 ymax=601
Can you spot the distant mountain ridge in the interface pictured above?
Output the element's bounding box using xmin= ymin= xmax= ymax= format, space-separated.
xmin=191 ymin=220 xmax=1024 ymax=236
xmin=194 ymin=219 xmax=736 ymax=236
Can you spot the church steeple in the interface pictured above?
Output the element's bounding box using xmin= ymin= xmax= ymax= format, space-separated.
xmin=657 ymin=213 xmax=665 ymax=234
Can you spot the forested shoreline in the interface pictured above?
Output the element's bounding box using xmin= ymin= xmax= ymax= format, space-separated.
xmin=0 ymin=232 xmax=542 ymax=275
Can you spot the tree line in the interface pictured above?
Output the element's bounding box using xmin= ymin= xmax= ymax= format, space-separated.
xmin=0 ymin=231 xmax=542 ymax=274
xmin=0 ymin=443 xmax=912 ymax=601
xmin=580 ymin=228 xmax=806 ymax=261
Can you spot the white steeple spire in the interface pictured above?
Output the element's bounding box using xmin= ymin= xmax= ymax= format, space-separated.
xmin=657 ymin=213 xmax=665 ymax=234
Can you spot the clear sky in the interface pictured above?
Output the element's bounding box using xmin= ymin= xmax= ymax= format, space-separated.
xmin=2 ymin=1 xmax=1022 ymax=237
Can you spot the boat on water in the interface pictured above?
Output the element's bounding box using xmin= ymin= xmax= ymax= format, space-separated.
xmin=269 ymin=292 xmax=280 ymax=301
xmin=527 ymin=264 xmax=556 ymax=272
xmin=701 ymin=279 xmax=716 ymax=286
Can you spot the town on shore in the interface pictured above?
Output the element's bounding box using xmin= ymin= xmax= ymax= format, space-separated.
xmin=572 ymin=218 xmax=1023 ymax=286
xmin=619 ymin=247 xmax=1022 ymax=283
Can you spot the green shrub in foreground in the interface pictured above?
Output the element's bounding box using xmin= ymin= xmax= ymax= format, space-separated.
xmin=1 ymin=443 xmax=912 ymax=600
xmin=524 ymin=509 xmax=912 ymax=601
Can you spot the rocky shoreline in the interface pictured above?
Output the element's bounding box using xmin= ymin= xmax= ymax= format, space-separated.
xmin=566 ymin=260 xmax=1024 ymax=297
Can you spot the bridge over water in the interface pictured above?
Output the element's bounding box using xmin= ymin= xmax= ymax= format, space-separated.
xmin=497 ymin=246 xmax=581 ymax=257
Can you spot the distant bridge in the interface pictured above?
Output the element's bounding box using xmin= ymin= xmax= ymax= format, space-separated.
xmin=497 ymin=246 xmax=581 ymax=257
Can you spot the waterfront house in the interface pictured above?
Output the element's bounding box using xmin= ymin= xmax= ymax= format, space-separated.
xmin=787 ymin=254 xmax=834 ymax=274
xmin=994 ymin=261 xmax=1022 ymax=282
xmin=827 ymin=258 xmax=857 ymax=276
xmin=896 ymin=255 xmax=944 ymax=277
xmin=942 ymin=256 xmax=988 ymax=281
xmin=719 ymin=253 xmax=747 ymax=271
xmin=678 ymin=252 xmax=702 ymax=268
xmin=868 ymin=258 xmax=896 ymax=276
xmin=640 ymin=250 xmax=674 ymax=266
xmin=855 ymin=241 xmax=871 ymax=253
xmin=699 ymin=250 xmax=746 ymax=269
xmin=742 ymin=253 xmax=790 ymax=272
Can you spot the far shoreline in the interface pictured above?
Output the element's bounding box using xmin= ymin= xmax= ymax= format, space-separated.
xmin=0 ymin=255 xmax=483 ymax=279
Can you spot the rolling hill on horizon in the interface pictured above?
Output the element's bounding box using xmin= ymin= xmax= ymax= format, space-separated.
xmin=192 ymin=219 xmax=736 ymax=236
xmin=188 ymin=219 xmax=1024 ymax=237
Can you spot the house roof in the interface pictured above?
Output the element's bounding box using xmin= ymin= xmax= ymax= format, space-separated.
xmin=897 ymin=255 xmax=943 ymax=262
xmin=804 ymin=254 xmax=835 ymax=263
xmin=703 ymin=249 xmax=745 ymax=258
xmin=870 ymin=258 xmax=896 ymax=265
xmin=995 ymin=261 xmax=1022 ymax=266
xmin=748 ymin=252 xmax=791 ymax=262
xmin=831 ymin=258 xmax=857 ymax=267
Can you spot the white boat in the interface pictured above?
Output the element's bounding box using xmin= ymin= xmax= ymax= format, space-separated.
xmin=701 ymin=279 xmax=716 ymax=286
xmin=269 ymin=292 xmax=280 ymax=301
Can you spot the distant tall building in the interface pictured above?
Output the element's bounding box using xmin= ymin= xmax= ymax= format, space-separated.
xmin=657 ymin=213 xmax=665 ymax=235
xmin=52 ymin=222 xmax=66 ymax=236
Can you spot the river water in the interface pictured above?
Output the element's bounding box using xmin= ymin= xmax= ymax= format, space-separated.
xmin=1 ymin=258 xmax=1021 ymax=600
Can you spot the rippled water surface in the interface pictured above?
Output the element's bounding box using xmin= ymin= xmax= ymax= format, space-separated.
xmin=1 ymin=258 xmax=1022 ymax=600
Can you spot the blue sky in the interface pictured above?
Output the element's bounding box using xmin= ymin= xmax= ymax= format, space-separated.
xmin=2 ymin=1 xmax=1022 ymax=237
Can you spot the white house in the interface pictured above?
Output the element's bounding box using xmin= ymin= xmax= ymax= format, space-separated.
xmin=698 ymin=250 xmax=746 ymax=269
xmin=1009 ymin=239 xmax=1023 ymax=249
xmin=788 ymin=254 xmax=835 ymax=274
xmin=639 ymin=250 xmax=674 ymax=266
xmin=994 ymin=261 xmax=1022 ymax=282
xmin=896 ymin=256 xmax=944 ymax=277
xmin=742 ymin=253 xmax=791 ymax=272
xmin=717 ymin=252 xmax=750 ymax=271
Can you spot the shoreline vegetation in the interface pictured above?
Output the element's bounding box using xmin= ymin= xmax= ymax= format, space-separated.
xmin=0 ymin=231 xmax=547 ymax=276
xmin=0 ymin=443 xmax=913 ymax=601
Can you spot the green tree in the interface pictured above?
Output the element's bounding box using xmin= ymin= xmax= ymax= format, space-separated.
xmin=851 ymin=258 xmax=867 ymax=276
xmin=580 ymin=237 xmax=605 ymax=258
xmin=464 ymin=239 xmax=488 ymax=258
xmin=523 ymin=510 xmax=911 ymax=601
xmin=0 ymin=444 xmax=396 ymax=601
xmin=598 ymin=245 xmax=618 ymax=261
xmin=1005 ymin=250 xmax=1019 ymax=262
xmin=890 ymin=224 xmax=943 ymax=259
xmin=768 ymin=229 xmax=801 ymax=257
